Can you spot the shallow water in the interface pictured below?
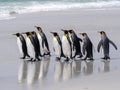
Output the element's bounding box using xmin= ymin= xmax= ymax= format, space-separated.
xmin=14 ymin=57 xmax=120 ymax=89
xmin=0 ymin=53 xmax=119 ymax=90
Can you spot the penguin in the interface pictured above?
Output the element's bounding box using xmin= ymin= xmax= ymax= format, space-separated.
xmin=68 ymin=29 xmax=83 ymax=58
xmin=50 ymin=32 xmax=64 ymax=60
xmin=61 ymin=29 xmax=72 ymax=61
xmin=97 ymin=31 xmax=117 ymax=60
xmin=31 ymin=31 xmax=42 ymax=57
xmin=13 ymin=33 xmax=30 ymax=59
xmin=23 ymin=32 xmax=40 ymax=61
xmin=80 ymin=33 xmax=94 ymax=60
xmin=35 ymin=26 xmax=50 ymax=56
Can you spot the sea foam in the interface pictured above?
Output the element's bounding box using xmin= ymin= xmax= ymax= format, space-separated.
xmin=0 ymin=0 xmax=120 ymax=20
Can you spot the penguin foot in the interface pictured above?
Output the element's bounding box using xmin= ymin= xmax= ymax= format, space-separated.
xmin=64 ymin=59 xmax=69 ymax=62
xmin=39 ymin=54 xmax=42 ymax=57
xmin=27 ymin=58 xmax=33 ymax=62
xmin=101 ymin=57 xmax=110 ymax=60
xmin=56 ymin=57 xmax=61 ymax=60
xmin=20 ymin=57 xmax=25 ymax=59
xmin=43 ymin=53 xmax=51 ymax=56
xmin=64 ymin=57 xmax=69 ymax=62
xmin=33 ymin=59 xmax=36 ymax=62
xmin=37 ymin=58 xmax=41 ymax=61
xmin=77 ymin=54 xmax=83 ymax=58
xmin=27 ymin=55 xmax=30 ymax=58
xmin=88 ymin=58 xmax=94 ymax=61
xmin=81 ymin=57 xmax=87 ymax=61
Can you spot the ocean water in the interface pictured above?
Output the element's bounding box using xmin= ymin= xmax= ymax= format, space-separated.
xmin=0 ymin=0 xmax=120 ymax=20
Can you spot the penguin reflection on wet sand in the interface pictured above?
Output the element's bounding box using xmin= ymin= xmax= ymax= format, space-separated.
xmin=50 ymin=32 xmax=64 ymax=60
xmin=13 ymin=33 xmax=30 ymax=59
xmin=97 ymin=31 xmax=117 ymax=60
xmin=23 ymin=32 xmax=40 ymax=61
xmin=61 ymin=29 xmax=72 ymax=61
xmin=54 ymin=59 xmax=63 ymax=82
xmin=35 ymin=26 xmax=50 ymax=56
xmin=68 ymin=29 xmax=83 ymax=58
xmin=80 ymin=33 xmax=94 ymax=60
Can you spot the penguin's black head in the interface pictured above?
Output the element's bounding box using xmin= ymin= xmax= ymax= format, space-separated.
xmin=24 ymin=32 xmax=31 ymax=36
xmin=13 ymin=33 xmax=21 ymax=37
xmin=69 ymin=29 xmax=74 ymax=34
xmin=50 ymin=32 xmax=58 ymax=36
xmin=99 ymin=31 xmax=105 ymax=35
xmin=35 ymin=26 xmax=42 ymax=31
xmin=80 ymin=33 xmax=87 ymax=37
xmin=61 ymin=29 xmax=68 ymax=34
xmin=31 ymin=31 xmax=36 ymax=35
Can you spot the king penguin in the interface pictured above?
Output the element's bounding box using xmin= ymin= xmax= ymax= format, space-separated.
xmin=13 ymin=33 xmax=30 ymax=59
xmin=31 ymin=31 xmax=42 ymax=57
xmin=50 ymin=32 xmax=64 ymax=60
xmin=35 ymin=26 xmax=50 ymax=56
xmin=23 ymin=32 xmax=40 ymax=61
xmin=80 ymin=33 xmax=94 ymax=60
xmin=68 ymin=29 xmax=83 ymax=58
xmin=61 ymin=29 xmax=72 ymax=61
xmin=97 ymin=31 xmax=117 ymax=60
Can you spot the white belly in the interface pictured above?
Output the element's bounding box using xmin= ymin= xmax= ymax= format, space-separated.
xmin=62 ymin=36 xmax=71 ymax=58
xmin=53 ymin=38 xmax=61 ymax=58
xmin=26 ymin=37 xmax=35 ymax=58
xmin=37 ymin=33 xmax=44 ymax=55
xmin=17 ymin=38 xmax=23 ymax=56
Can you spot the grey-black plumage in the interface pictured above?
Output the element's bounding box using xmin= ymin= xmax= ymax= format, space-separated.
xmin=80 ymin=33 xmax=94 ymax=60
xmin=31 ymin=31 xmax=42 ymax=57
xmin=68 ymin=29 xmax=83 ymax=58
xmin=97 ymin=31 xmax=117 ymax=60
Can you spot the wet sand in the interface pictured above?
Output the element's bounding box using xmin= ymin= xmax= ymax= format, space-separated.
xmin=0 ymin=9 xmax=120 ymax=90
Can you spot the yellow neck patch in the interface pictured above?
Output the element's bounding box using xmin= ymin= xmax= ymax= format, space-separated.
xmin=53 ymin=36 xmax=57 ymax=41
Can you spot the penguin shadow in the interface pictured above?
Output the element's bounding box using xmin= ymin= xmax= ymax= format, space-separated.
xmin=54 ymin=59 xmax=64 ymax=82
xmin=18 ymin=60 xmax=28 ymax=83
xmin=27 ymin=61 xmax=41 ymax=85
xmin=83 ymin=61 xmax=93 ymax=75
xmin=38 ymin=57 xmax=50 ymax=81
xmin=72 ymin=59 xmax=82 ymax=78
xmin=62 ymin=61 xmax=72 ymax=81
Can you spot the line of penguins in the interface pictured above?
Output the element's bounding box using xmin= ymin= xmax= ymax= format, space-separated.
xmin=13 ymin=26 xmax=118 ymax=62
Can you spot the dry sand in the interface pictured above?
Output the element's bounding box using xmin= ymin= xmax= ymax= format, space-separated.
xmin=0 ymin=9 xmax=120 ymax=90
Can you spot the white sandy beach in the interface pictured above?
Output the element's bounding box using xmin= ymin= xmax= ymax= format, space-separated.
xmin=0 ymin=9 xmax=120 ymax=90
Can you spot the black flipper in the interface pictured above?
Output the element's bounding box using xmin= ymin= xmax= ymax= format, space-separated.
xmin=97 ymin=40 xmax=102 ymax=52
xmin=42 ymin=38 xmax=45 ymax=48
xmin=57 ymin=36 xmax=65 ymax=58
xmin=109 ymin=40 xmax=117 ymax=50
xmin=82 ymin=44 xmax=87 ymax=55
xmin=78 ymin=37 xmax=82 ymax=42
